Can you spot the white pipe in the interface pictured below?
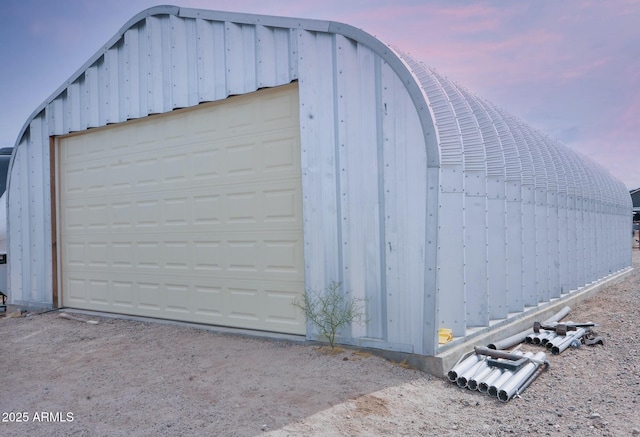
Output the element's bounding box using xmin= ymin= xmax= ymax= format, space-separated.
xmin=488 ymin=369 xmax=514 ymax=397
xmin=541 ymin=331 xmax=557 ymax=346
xmin=457 ymin=359 xmax=486 ymax=388
xmin=525 ymin=332 xmax=540 ymax=344
xmin=551 ymin=328 xmax=586 ymax=355
xmin=447 ymin=354 xmax=479 ymax=382
xmin=546 ymin=332 xmax=567 ymax=350
xmin=488 ymin=352 xmax=534 ymax=397
xmin=516 ymin=360 xmax=547 ymax=397
xmin=478 ymin=368 xmax=502 ymax=393
xmin=468 ymin=365 xmax=493 ymax=391
xmin=497 ymin=351 xmax=547 ymax=402
xmin=533 ymin=331 xmax=552 ymax=345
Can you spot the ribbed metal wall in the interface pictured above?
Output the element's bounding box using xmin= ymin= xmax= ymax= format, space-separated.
xmin=398 ymin=52 xmax=631 ymax=339
xmin=6 ymin=6 xmax=631 ymax=358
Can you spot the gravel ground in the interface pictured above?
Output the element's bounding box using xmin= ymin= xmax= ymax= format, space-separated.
xmin=1 ymin=252 xmax=639 ymax=437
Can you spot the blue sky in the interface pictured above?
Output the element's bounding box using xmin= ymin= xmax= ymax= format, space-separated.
xmin=2 ymin=0 xmax=639 ymax=188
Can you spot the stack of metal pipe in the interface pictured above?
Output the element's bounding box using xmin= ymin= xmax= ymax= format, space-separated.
xmin=525 ymin=322 xmax=589 ymax=355
xmin=447 ymin=348 xmax=549 ymax=402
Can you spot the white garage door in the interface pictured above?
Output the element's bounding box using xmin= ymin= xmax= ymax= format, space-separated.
xmin=58 ymin=84 xmax=306 ymax=334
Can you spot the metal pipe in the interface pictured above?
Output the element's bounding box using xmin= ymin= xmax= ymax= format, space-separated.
xmin=488 ymin=306 xmax=571 ymax=350
xmin=478 ymin=368 xmax=502 ymax=393
xmin=515 ymin=359 xmax=548 ymax=397
xmin=457 ymin=359 xmax=486 ymax=388
xmin=527 ymin=321 xmax=559 ymax=343
xmin=540 ymin=331 xmax=557 ymax=346
xmin=525 ymin=332 xmax=540 ymax=344
xmin=543 ymin=321 xmax=574 ymax=349
xmin=473 ymin=347 xmax=544 ymax=366
xmin=533 ymin=330 xmax=551 ymax=345
xmin=551 ymin=328 xmax=586 ymax=355
xmin=489 ymin=368 xmax=516 ymax=397
xmin=546 ymin=322 xmax=579 ymax=350
xmin=489 ymin=351 xmax=534 ymax=397
xmin=468 ymin=365 xmax=494 ymax=391
xmin=497 ymin=351 xmax=547 ymax=402
xmin=546 ymin=332 xmax=567 ymax=350
xmin=447 ymin=354 xmax=480 ymax=382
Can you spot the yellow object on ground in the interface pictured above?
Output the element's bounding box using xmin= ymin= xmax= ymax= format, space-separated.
xmin=438 ymin=328 xmax=453 ymax=344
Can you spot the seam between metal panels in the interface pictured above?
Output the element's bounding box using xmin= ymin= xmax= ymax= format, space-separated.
xmin=331 ymin=34 xmax=345 ymax=290
xmin=374 ymin=55 xmax=388 ymax=341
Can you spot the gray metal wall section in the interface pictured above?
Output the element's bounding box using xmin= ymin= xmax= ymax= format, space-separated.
xmin=399 ymin=51 xmax=631 ymax=340
xmin=7 ymin=6 xmax=631 ymax=357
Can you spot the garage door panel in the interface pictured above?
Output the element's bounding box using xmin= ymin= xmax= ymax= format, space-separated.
xmin=63 ymin=232 xmax=303 ymax=275
xmin=60 ymin=141 xmax=300 ymax=203
xmin=61 ymin=273 xmax=306 ymax=332
xmin=113 ymin=281 xmax=134 ymax=308
xmin=60 ymin=84 xmax=305 ymax=335
xmin=62 ymin=185 xmax=301 ymax=233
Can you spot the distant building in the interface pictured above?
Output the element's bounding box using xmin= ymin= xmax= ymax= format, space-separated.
xmin=631 ymin=188 xmax=640 ymax=221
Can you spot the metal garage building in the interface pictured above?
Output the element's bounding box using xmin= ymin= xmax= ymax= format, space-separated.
xmin=6 ymin=6 xmax=631 ymax=362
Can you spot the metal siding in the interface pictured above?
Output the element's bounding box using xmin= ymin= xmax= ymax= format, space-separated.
xmin=298 ymin=32 xmax=428 ymax=352
xmin=145 ymin=16 xmax=167 ymax=114
xmin=437 ymin=188 xmax=466 ymax=335
xmin=398 ymin=60 xmax=465 ymax=336
xmin=430 ymin=71 xmax=489 ymax=328
xmin=534 ymin=133 xmax=560 ymax=299
xmin=463 ymin=93 xmax=507 ymax=320
xmin=522 ymin=185 xmax=538 ymax=307
xmin=504 ymin=116 xmax=538 ymax=307
xmin=517 ymin=123 xmax=550 ymax=304
xmin=107 ymin=44 xmax=123 ymax=123
xmin=123 ymin=26 xmax=141 ymax=119
xmin=485 ymin=103 xmax=522 ymax=314
xmin=8 ymin=139 xmax=26 ymax=304
xmin=506 ymin=180 xmax=524 ymax=312
xmin=224 ymin=22 xmax=255 ymax=95
xmin=334 ymin=36 xmax=383 ymax=340
xmin=169 ymin=15 xmax=190 ymax=108
xmin=379 ymin=62 xmax=427 ymax=351
xmin=48 ymin=97 xmax=64 ymax=136
xmin=255 ymin=26 xmax=294 ymax=88
xmin=8 ymin=118 xmax=52 ymax=308
xmin=195 ymin=19 xmax=228 ymax=101
xmin=297 ymin=30 xmax=341 ymax=310
xmin=486 ymin=184 xmax=508 ymax=319
xmin=84 ymin=65 xmax=100 ymax=128
xmin=65 ymin=82 xmax=80 ymax=133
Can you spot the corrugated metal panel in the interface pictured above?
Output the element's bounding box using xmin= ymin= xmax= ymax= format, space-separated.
xmin=459 ymin=90 xmax=508 ymax=319
xmin=497 ymin=108 xmax=535 ymax=186
xmin=430 ymin=70 xmax=486 ymax=173
xmin=485 ymin=103 xmax=521 ymax=182
xmin=402 ymin=60 xmax=462 ymax=168
xmin=295 ymin=29 xmax=434 ymax=352
xmin=425 ymin=69 xmax=489 ymax=328
xmin=460 ymin=89 xmax=505 ymax=178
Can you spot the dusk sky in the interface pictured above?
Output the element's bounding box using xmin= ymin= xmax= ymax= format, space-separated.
xmin=2 ymin=0 xmax=639 ymax=188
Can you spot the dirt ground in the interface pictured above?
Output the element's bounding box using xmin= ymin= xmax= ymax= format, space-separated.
xmin=1 ymin=253 xmax=639 ymax=437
